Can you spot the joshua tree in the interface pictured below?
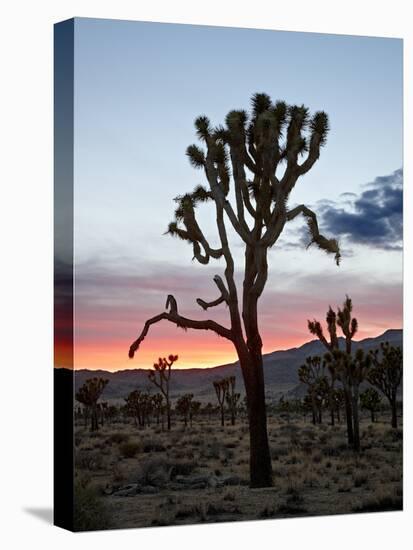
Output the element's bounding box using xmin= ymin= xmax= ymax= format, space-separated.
xmin=152 ymin=393 xmax=164 ymax=426
xmin=106 ymin=404 xmax=119 ymax=424
xmin=225 ymin=375 xmax=241 ymax=425
xmin=176 ymin=393 xmax=194 ymax=427
xmin=308 ymin=297 xmax=358 ymax=445
xmin=189 ymin=399 xmax=201 ymax=427
xmin=329 ymin=387 xmax=345 ymax=424
xmin=203 ymin=402 xmax=215 ymax=421
xmin=329 ymin=348 xmax=371 ymax=451
xmin=125 ymin=389 xmax=146 ymax=428
xmin=360 ymin=387 xmax=382 ymax=423
xmin=298 ymin=356 xmax=326 ymax=425
xmin=129 ymin=93 xmax=340 ymax=487
xmin=368 ymin=343 xmax=402 ymax=428
xmin=278 ymin=396 xmax=292 ymax=423
xmin=213 ymin=378 xmax=229 ymax=427
xmin=147 ymin=354 xmax=178 ymax=430
xmin=75 ymin=377 xmax=108 ymax=432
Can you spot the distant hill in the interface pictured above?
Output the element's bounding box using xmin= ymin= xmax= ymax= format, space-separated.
xmin=71 ymin=329 xmax=402 ymax=402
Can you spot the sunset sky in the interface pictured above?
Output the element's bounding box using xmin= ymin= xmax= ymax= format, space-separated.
xmin=62 ymin=18 xmax=402 ymax=371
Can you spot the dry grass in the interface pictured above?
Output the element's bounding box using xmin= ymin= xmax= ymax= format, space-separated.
xmin=74 ymin=410 xmax=402 ymax=530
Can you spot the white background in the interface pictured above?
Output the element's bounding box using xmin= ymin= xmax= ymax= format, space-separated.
xmin=0 ymin=1 xmax=411 ymax=548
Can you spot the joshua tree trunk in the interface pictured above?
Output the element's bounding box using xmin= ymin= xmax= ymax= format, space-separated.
xmin=352 ymin=385 xmax=360 ymax=452
xmin=343 ymin=386 xmax=354 ymax=445
xmin=390 ymin=397 xmax=397 ymax=429
xmin=220 ymin=407 xmax=225 ymax=427
xmin=371 ymin=410 xmax=375 ymax=423
xmin=240 ymin=353 xmax=272 ymax=488
xmin=310 ymin=392 xmax=317 ymax=425
xmin=91 ymin=405 xmax=99 ymax=432
xmin=166 ymin=400 xmax=171 ymax=431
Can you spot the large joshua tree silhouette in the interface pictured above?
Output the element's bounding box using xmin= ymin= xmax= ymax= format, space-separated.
xmin=129 ymin=93 xmax=340 ymax=487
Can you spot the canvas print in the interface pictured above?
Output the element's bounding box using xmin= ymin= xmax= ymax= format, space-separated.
xmin=54 ymin=18 xmax=403 ymax=531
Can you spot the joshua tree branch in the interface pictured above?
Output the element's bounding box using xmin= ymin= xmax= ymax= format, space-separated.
xmin=129 ymin=296 xmax=233 ymax=357
xmin=196 ymin=275 xmax=229 ymax=310
xmin=297 ymin=135 xmax=322 ymax=176
xmin=229 ymin=149 xmax=256 ymax=230
xmin=287 ymin=204 xmax=341 ymax=265
xmin=205 ymin=156 xmax=252 ymax=244
xmin=196 ymin=295 xmax=226 ymax=310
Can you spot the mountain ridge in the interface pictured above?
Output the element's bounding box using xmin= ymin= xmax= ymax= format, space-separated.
xmin=72 ymin=328 xmax=402 ymax=400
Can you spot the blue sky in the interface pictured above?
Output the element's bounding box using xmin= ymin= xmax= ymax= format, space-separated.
xmin=71 ymin=18 xmax=403 ymax=370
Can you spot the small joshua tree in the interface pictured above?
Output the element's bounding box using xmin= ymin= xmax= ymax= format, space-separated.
xmin=278 ymin=396 xmax=292 ymax=423
xmin=368 ymin=343 xmax=402 ymax=428
xmin=298 ymin=356 xmax=326 ymax=425
xmin=129 ymin=93 xmax=340 ymax=487
xmin=213 ymin=378 xmax=229 ymax=427
xmin=329 ymin=387 xmax=345 ymax=424
xmin=203 ymin=402 xmax=215 ymax=421
xmin=176 ymin=393 xmax=194 ymax=427
xmin=225 ymin=375 xmax=241 ymax=425
xmin=324 ymin=347 xmax=371 ymax=451
xmin=152 ymin=393 xmax=164 ymax=427
xmin=147 ymin=354 xmax=178 ymax=430
xmin=308 ymin=296 xmax=358 ymax=445
xmin=189 ymin=399 xmax=201 ymax=427
xmin=125 ymin=389 xmax=147 ymax=428
xmin=360 ymin=388 xmax=382 ymax=423
xmin=75 ymin=377 xmax=108 ymax=432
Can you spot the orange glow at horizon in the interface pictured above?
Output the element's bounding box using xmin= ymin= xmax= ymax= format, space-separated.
xmin=66 ymin=324 xmax=402 ymax=372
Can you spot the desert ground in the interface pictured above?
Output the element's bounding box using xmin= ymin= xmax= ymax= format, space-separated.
xmin=74 ymin=408 xmax=402 ymax=531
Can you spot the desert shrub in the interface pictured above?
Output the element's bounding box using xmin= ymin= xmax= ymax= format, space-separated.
xmin=353 ymin=492 xmax=402 ymax=513
xmin=301 ymin=428 xmax=316 ymax=440
xmin=142 ymin=438 xmax=166 ymax=453
xmin=279 ymin=424 xmax=299 ymax=433
xmin=270 ymin=445 xmax=289 ymax=459
xmin=88 ymin=431 xmax=103 ymax=439
xmin=111 ymin=464 xmax=126 ymax=483
xmin=322 ymin=442 xmax=349 ymax=457
xmin=385 ymin=428 xmax=403 ymax=442
xmin=138 ymin=458 xmax=171 ymax=487
xmin=353 ymin=472 xmax=368 ymax=488
xmin=184 ymin=436 xmax=203 ymax=447
xmin=259 ymin=506 xmax=276 ymax=518
xmin=119 ymin=441 xmax=140 ymax=458
xmin=175 ymin=506 xmax=198 ymax=520
xmin=206 ymin=502 xmax=241 ymax=516
xmin=202 ymin=441 xmax=221 ymax=459
xmin=285 ymin=453 xmax=302 ymax=465
xmin=222 ymin=448 xmax=235 ymax=461
xmin=75 ymin=449 xmax=104 ymax=471
xmin=107 ymin=432 xmax=129 ymax=445
xmin=74 ymin=481 xmax=111 ymax=531
xmin=312 ymin=452 xmax=323 ymax=464
xmin=169 ymin=461 xmax=196 ymax=478
xmin=277 ymin=494 xmax=307 ymax=515
xmin=223 ymin=489 xmax=236 ymax=501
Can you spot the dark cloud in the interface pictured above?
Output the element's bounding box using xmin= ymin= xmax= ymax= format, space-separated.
xmin=320 ymin=168 xmax=402 ymax=250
